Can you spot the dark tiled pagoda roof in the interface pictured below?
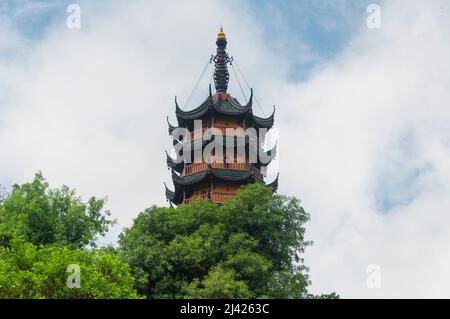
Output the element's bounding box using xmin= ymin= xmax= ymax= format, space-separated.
xmin=166 ymin=151 xmax=183 ymax=174
xmin=167 ymin=116 xmax=177 ymax=135
xmin=172 ymin=169 xmax=208 ymax=186
xmin=165 ymin=182 xmax=183 ymax=205
xmin=165 ymin=168 xmax=278 ymax=205
xmin=210 ymin=167 xmax=255 ymax=181
xmin=170 ymin=165 xmax=263 ymax=187
xmin=173 ymin=86 xmax=274 ymax=129
xmin=211 ymin=90 xmax=253 ymax=115
xmin=253 ymin=106 xmax=275 ymax=129
xmin=175 ymin=94 xmax=211 ymax=120
xmin=165 ymin=182 xmax=175 ymax=201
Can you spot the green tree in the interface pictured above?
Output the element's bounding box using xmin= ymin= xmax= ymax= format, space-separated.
xmin=184 ymin=266 xmax=252 ymax=299
xmin=0 ymin=172 xmax=115 ymax=248
xmin=0 ymin=237 xmax=140 ymax=299
xmin=0 ymin=173 xmax=140 ymax=299
xmin=119 ymin=183 xmax=332 ymax=299
xmin=0 ymin=174 xmax=337 ymax=299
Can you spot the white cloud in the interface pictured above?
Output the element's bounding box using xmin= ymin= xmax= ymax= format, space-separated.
xmin=282 ymin=0 xmax=450 ymax=298
xmin=1 ymin=0 xmax=450 ymax=298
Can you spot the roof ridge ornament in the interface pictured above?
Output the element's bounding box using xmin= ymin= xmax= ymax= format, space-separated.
xmin=217 ymin=26 xmax=226 ymax=41
xmin=212 ymin=27 xmax=232 ymax=93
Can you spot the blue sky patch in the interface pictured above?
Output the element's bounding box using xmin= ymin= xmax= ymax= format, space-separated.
xmin=246 ymin=0 xmax=376 ymax=81
xmin=374 ymin=132 xmax=433 ymax=213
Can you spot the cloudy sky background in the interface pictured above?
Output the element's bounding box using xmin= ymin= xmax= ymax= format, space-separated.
xmin=1 ymin=0 xmax=450 ymax=298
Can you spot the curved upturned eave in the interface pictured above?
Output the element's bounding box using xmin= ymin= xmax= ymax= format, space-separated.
xmin=175 ymin=94 xmax=212 ymax=121
xmin=164 ymin=182 xmax=184 ymax=205
xmin=253 ymin=105 xmax=275 ymax=129
xmin=166 ymin=151 xmax=183 ymax=174
xmin=175 ymin=86 xmax=255 ymax=122
xmin=164 ymin=182 xmax=175 ymax=201
xmin=167 ymin=116 xmax=178 ymax=135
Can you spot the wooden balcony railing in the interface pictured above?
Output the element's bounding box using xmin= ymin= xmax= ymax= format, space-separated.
xmin=183 ymin=192 xmax=236 ymax=204
xmin=210 ymin=126 xmax=245 ymax=137
xmin=183 ymin=193 xmax=209 ymax=204
xmin=183 ymin=162 xmax=208 ymax=175
xmin=182 ymin=162 xmax=251 ymax=176
xmin=183 ymin=126 xmax=246 ymax=142
xmin=211 ymin=162 xmax=250 ymax=170
xmin=188 ymin=127 xmax=208 ymax=142
xmin=211 ymin=192 xmax=235 ymax=203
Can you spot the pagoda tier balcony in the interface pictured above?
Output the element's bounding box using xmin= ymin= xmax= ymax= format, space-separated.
xmin=182 ymin=162 xmax=263 ymax=179
xmin=183 ymin=162 xmax=208 ymax=175
xmin=183 ymin=192 xmax=236 ymax=204
xmin=211 ymin=192 xmax=236 ymax=203
xmin=183 ymin=192 xmax=209 ymax=204
xmin=182 ymin=126 xmax=247 ymax=143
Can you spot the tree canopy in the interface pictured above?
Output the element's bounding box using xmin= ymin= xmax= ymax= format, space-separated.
xmin=0 ymin=173 xmax=337 ymax=299
xmin=119 ymin=183 xmax=328 ymax=299
xmin=0 ymin=172 xmax=114 ymax=248
xmin=0 ymin=237 xmax=140 ymax=299
xmin=0 ymin=173 xmax=139 ymax=299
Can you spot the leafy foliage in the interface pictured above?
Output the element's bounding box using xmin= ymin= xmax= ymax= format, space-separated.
xmin=0 ymin=172 xmax=115 ymax=248
xmin=0 ymin=238 xmax=140 ymax=299
xmin=0 ymin=173 xmax=139 ymax=299
xmin=184 ymin=266 xmax=252 ymax=299
xmin=119 ymin=183 xmax=322 ymax=299
xmin=0 ymin=174 xmax=337 ymax=299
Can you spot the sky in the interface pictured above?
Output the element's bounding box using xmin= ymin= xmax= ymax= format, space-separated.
xmin=1 ymin=0 xmax=450 ymax=298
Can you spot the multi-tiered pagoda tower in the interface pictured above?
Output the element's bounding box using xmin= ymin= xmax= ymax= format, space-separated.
xmin=165 ymin=28 xmax=278 ymax=205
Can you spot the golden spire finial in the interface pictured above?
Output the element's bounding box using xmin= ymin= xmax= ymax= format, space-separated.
xmin=217 ymin=26 xmax=226 ymax=41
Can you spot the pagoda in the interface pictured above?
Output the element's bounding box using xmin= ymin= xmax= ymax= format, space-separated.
xmin=165 ymin=28 xmax=278 ymax=205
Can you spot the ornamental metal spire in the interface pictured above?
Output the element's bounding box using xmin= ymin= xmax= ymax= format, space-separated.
xmin=212 ymin=27 xmax=232 ymax=93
